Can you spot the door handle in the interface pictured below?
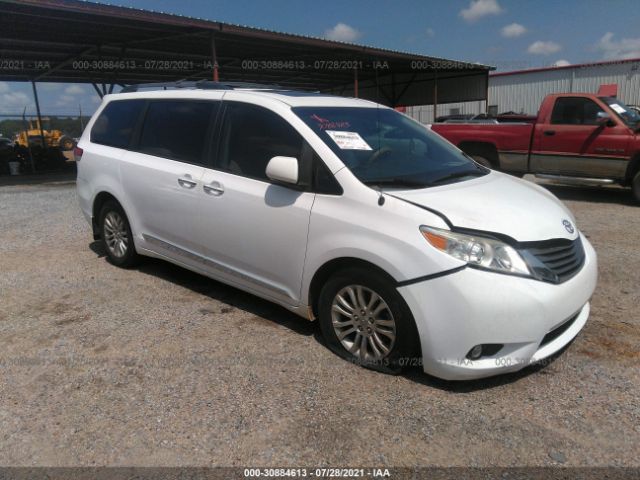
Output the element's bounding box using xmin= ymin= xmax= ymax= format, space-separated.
xmin=544 ymin=130 xmax=556 ymax=136
xmin=178 ymin=177 xmax=197 ymax=189
xmin=203 ymin=182 xmax=224 ymax=196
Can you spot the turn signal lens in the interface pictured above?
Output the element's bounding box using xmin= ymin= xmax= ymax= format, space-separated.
xmin=422 ymin=230 xmax=448 ymax=251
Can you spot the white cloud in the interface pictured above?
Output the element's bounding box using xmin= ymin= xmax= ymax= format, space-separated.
xmin=55 ymin=95 xmax=75 ymax=107
xmin=459 ymin=0 xmax=503 ymax=23
xmin=39 ymin=83 xmax=63 ymax=92
xmin=64 ymin=85 xmax=86 ymax=95
xmin=596 ymin=32 xmax=640 ymax=60
xmin=426 ymin=28 xmax=435 ymax=38
xmin=553 ymin=59 xmax=571 ymax=67
xmin=324 ymin=23 xmax=361 ymax=42
xmin=0 ymin=90 xmax=32 ymax=114
xmin=527 ymin=40 xmax=561 ymax=55
xmin=501 ymin=23 xmax=527 ymax=38
xmin=0 ymin=81 xmax=101 ymax=116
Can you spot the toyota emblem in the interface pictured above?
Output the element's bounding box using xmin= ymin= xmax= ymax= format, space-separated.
xmin=562 ymin=219 xmax=575 ymax=234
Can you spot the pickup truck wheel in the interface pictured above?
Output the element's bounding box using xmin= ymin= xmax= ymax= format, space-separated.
xmin=632 ymin=170 xmax=640 ymax=203
xmin=318 ymin=267 xmax=421 ymax=374
xmin=471 ymin=155 xmax=493 ymax=169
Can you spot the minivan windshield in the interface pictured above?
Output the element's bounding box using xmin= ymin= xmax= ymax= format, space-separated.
xmin=600 ymin=97 xmax=640 ymax=129
xmin=293 ymin=106 xmax=488 ymax=189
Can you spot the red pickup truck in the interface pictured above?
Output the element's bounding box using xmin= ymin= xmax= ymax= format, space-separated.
xmin=431 ymin=93 xmax=640 ymax=201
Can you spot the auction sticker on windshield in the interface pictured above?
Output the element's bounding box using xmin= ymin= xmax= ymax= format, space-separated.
xmin=610 ymin=103 xmax=626 ymax=114
xmin=325 ymin=130 xmax=372 ymax=150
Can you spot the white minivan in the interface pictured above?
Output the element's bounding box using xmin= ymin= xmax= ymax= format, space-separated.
xmin=76 ymin=81 xmax=597 ymax=380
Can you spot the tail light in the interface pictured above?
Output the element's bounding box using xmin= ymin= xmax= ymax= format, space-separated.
xmin=74 ymin=146 xmax=83 ymax=161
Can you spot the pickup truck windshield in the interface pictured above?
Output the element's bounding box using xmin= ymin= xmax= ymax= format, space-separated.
xmin=600 ymin=97 xmax=640 ymax=128
xmin=292 ymin=106 xmax=488 ymax=189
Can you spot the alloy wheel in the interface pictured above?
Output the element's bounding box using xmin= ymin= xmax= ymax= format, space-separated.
xmin=103 ymin=211 xmax=129 ymax=258
xmin=330 ymin=284 xmax=397 ymax=362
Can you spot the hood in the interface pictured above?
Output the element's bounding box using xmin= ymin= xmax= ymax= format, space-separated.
xmin=387 ymin=172 xmax=578 ymax=242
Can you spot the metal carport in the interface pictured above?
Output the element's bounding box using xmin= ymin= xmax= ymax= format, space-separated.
xmin=0 ymin=0 xmax=493 ymax=110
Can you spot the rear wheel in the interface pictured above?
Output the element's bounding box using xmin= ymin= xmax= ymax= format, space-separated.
xmin=99 ymin=201 xmax=139 ymax=267
xmin=318 ymin=267 xmax=420 ymax=373
xmin=632 ymin=170 xmax=640 ymax=204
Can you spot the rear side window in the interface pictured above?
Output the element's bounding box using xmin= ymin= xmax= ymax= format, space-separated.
xmin=91 ymin=100 xmax=145 ymax=148
xmin=551 ymin=97 xmax=605 ymax=125
xmin=138 ymin=100 xmax=215 ymax=164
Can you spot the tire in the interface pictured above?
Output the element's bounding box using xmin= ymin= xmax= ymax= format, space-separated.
xmin=59 ymin=136 xmax=75 ymax=151
xmin=318 ymin=267 xmax=421 ymax=373
xmin=471 ymin=155 xmax=493 ymax=169
xmin=632 ymin=170 xmax=640 ymax=204
xmin=98 ymin=200 xmax=139 ymax=268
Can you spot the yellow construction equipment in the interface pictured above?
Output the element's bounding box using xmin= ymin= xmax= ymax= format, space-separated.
xmin=15 ymin=118 xmax=75 ymax=151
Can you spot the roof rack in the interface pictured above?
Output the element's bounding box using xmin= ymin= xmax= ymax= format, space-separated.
xmin=120 ymin=80 xmax=285 ymax=93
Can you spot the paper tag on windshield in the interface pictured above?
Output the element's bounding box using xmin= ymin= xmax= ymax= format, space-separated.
xmin=325 ymin=130 xmax=372 ymax=150
xmin=610 ymin=103 xmax=626 ymax=114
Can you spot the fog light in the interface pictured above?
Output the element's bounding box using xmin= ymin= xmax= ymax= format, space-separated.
xmin=468 ymin=345 xmax=483 ymax=360
xmin=466 ymin=343 xmax=504 ymax=360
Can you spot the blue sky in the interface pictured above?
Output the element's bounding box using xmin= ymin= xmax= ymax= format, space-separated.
xmin=2 ymin=0 xmax=640 ymax=116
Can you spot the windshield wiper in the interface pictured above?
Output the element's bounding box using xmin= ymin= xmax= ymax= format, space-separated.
xmin=363 ymin=178 xmax=428 ymax=188
xmin=428 ymin=170 xmax=486 ymax=186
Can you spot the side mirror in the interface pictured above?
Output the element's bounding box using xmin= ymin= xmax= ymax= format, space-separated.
xmin=266 ymin=156 xmax=299 ymax=185
xmin=596 ymin=111 xmax=615 ymax=127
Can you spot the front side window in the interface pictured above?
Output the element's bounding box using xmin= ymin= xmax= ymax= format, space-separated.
xmin=216 ymin=102 xmax=304 ymax=181
xmin=550 ymin=97 xmax=605 ymax=125
xmin=138 ymin=100 xmax=215 ymax=164
xmin=91 ymin=100 xmax=145 ymax=148
xmin=293 ymin=106 xmax=487 ymax=189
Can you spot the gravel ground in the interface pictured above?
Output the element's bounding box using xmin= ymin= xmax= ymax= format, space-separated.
xmin=0 ymin=175 xmax=638 ymax=467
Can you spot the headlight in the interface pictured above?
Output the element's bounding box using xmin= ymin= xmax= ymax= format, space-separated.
xmin=420 ymin=226 xmax=530 ymax=276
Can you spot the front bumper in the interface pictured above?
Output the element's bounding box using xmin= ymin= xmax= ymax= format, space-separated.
xmin=398 ymin=233 xmax=597 ymax=381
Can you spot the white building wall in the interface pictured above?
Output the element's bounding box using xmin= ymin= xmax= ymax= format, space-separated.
xmin=571 ymin=61 xmax=640 ymax=105
xmin=405 ymin=100 xmax=485 ymax=124
xmin=488 ymin=68 xmax=572 ymax=115
xmin=407 ymin=60 xmax=640 ymax=123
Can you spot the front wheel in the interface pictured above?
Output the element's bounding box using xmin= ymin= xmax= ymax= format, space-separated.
xmin=318 ymin=268 xmax=420 ymax=373
xmin=99 ymin=201 xmax=139 ymax=268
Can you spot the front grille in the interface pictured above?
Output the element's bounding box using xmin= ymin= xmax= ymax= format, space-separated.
xmin=540 ymin=311 xmax=580 ymax=347
xmin=520 ymin=237 xmax=585 ymax=284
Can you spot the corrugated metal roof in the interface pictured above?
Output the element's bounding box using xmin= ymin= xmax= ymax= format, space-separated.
xmin=0 ymin=0 xmax=492 ymax=106
xmin=491 ymin=57 xmax=640 ymax=77
xmin=6 ymin=0 xmax=493 ymax=70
